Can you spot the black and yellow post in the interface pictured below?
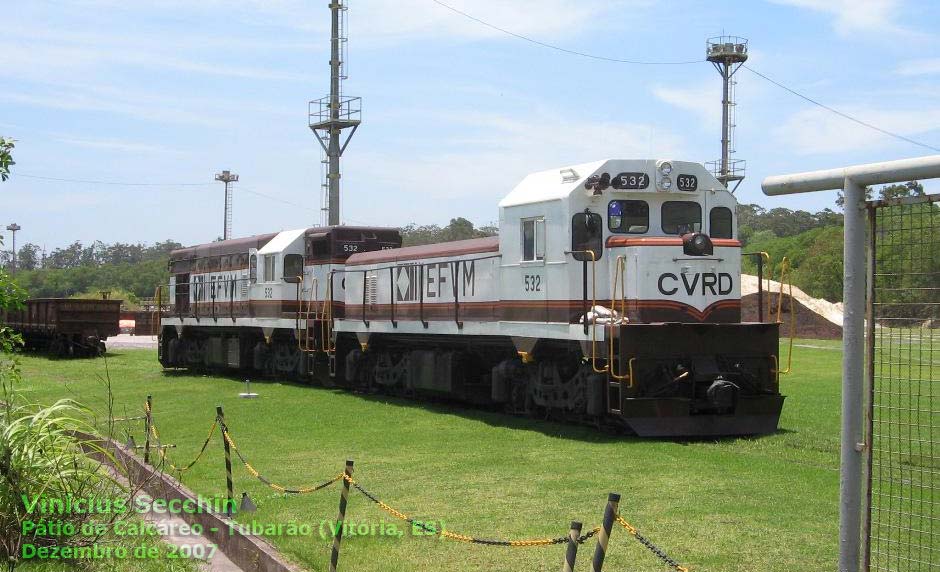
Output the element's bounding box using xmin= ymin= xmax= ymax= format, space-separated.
xmin=591 ymin=493 xmax=620 ymax=572
xmin=217 ymin=405 xmax=234 ymax=516
xmin=563 ymin=521 xmax=582 ymax=572
xmin=143 ymin=395 xmax=152 ymax=464
xmin=329 ymin=460 xmax=355 ymax=572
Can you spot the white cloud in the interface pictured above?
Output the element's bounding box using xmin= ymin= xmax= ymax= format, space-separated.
xmin=769 ymin=0 xmax=905 ymax=34
xmin=896 ymin=58 xmax=940 ymax=76
xmin=652 ymin=85 xmax=721 ymax=128
xmin=53 ymin=136 xmax=181 ymax=155
xmin=773 ymin=105 xmax=940 ymax=155
xmin=345 ymin=108 xmax=686 ymax=228
xmin=352 ymin=0 xmax=631 ymax=46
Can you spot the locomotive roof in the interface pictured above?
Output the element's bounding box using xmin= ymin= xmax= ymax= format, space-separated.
xmin=168 ymin=225 xmax=399 ymax=261
xmin=498 ymin=159 xmax=725 ymax=208
xmin=169 ymin=233 xmax=278 ymax=261
xmin=346 ymin=236 xmax=499 ymax=266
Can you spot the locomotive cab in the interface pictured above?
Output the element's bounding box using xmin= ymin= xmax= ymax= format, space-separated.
xmin=493 ymin=158 xmax=783 ymax=436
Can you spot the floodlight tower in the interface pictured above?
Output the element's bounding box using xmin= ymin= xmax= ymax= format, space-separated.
xmin=309 ymin=0 xmax=360 ymax=226
xmin=5 ymin=223 xmax=20 ymax=274
xmin=706 ymin=36 xmax=748 ymax=192
xmin=215 ymin=170 xmax=238 ymax=241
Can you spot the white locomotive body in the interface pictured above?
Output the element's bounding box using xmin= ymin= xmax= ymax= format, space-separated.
xmin=159 ymin=159 xmax=783 ymax=437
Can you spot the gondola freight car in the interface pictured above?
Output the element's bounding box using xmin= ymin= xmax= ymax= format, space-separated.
xmin=3 ymin=298 xmax=122 ymax=356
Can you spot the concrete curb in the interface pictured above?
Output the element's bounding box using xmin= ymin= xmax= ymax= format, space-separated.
xmin=75 ymin=430 xmax=304 ymax=572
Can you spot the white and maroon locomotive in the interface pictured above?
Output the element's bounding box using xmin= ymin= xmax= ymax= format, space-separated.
xmin=159 ymin=159 xmax=784 ymax=436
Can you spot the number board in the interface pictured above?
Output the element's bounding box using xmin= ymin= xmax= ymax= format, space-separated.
xmin=676 ymin=174 xmax=698 ymax=191
xmin=611 ymin=172 xmax=650 ymax=190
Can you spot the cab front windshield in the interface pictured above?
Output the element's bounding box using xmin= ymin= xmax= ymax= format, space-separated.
xmin=661 ymin=201 xmax=702 ymax=235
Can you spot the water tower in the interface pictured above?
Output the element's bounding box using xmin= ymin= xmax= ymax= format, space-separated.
xmin=706 ymin=36 xmax=748 ymax=191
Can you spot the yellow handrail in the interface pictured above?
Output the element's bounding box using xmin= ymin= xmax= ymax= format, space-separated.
xmin=609 ymin=256 xmax=632 ymax=383
xmin=296 ymin=275 xmax=320 ymax=353
xmin=776 ymin=257 xmax=795 ymax=375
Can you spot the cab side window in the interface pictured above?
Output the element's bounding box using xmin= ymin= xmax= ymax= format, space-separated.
xmin=283 ymin=254 xmax=304 ymax=282
xmin=263 ymin=254 xmax=276 ymax=282
xmin=608 ymin=200 xmax=649 ymax=234
xmin=249 ymin=255 xmax=258 ymax=284
xmin=571 ymin=211 xmax=603 ymax=261
xmin=662 ymin=202 xmax=702 ymax=235
xmin=521 ymin=217 xmax=545 ymax=262
xmin=709 ymin=207 xmax=733 ymax=239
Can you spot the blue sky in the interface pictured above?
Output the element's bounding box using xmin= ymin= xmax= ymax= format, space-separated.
xmin=2 ymin=0 xmax=939 ymax=251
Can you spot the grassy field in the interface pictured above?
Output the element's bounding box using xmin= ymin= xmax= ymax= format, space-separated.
xmin=14 ymin=340 xmax=843 ymax=572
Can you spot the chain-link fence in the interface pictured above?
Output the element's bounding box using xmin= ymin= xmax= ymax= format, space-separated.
xmin=867 ymin=194 xmax=940 ymax=571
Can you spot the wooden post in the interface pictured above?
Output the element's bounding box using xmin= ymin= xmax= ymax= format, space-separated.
xmin=591 ymin=493 xmax=620 ymax=572
xmin=329 ymin=460 xmax=355 ymax=572
xmin=144 ymin=395 xmax=152 ymax=464
xmin=562 ymin=521 xmax=582 ymax=572
xmin=217 ymin=405 xmax=234 ymax=516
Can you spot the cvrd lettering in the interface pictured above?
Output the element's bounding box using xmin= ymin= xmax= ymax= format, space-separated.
xmin=658 ymin=272 xmax=733 ymax=296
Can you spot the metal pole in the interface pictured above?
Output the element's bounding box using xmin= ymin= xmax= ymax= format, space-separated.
xmin=329 ymin=459 xmax=354 ymax=572
xmin=6 ymin=223 xmax=20 ymax=274
xmin=591 ymin=492 xmax=620 ymax=572
xmin=327 ymin=0 xmax=342 ymax=226
xmin=214 ymin=171 xmax=238 ymax=241
xmin=720 ymin=64 xmax=730 ymax=179
xmin=217 ymin=405 xmax=235 ymax=516
xmin=862 ymin=204 xmax=877 ymax=572
xmin=562 ymin=521 xmax=582 ymax=572
xmin=144 ymin=395 xmax=152 ymax=464
xmin=839 ymin=177 xmax=866 ymax=572
xmin=224 ymin=181 xmax=231 ymax=240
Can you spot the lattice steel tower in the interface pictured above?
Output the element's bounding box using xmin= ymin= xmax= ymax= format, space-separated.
xmin=706 ymin=36 xmax=748 ymax=192
xmin=309 ymin=0 xmax=361 ymax=226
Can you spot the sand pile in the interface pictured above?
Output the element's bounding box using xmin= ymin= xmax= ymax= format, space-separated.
xmin=741 ymin=274 xmax=843 ymax=339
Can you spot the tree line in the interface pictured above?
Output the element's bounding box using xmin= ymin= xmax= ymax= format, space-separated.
xmin=2 ymin=218 xmax=497 ymax=301
xmin=3 ymin=183 xmax=932 ymax=306
xmin=0 ymin=240 xmax=182 ymax=272
xmin=740 ymin=181 xmax=927 ymax=303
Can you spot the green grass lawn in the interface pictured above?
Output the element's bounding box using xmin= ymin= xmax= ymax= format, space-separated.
xmin=14 ymin=341 xmax=841 ymax=572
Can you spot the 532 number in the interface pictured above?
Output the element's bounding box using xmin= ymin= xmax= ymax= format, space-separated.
xmin=523 ymin=275 xmax=542 ymax=292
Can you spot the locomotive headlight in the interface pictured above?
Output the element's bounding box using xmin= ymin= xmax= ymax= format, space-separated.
xmin=682 ymin=232 xmax=714 ymax=256
xmin=659 ymin=175 xmax=672 ymax=190
xmin=658 ymin=161 xmax=673 ymax=175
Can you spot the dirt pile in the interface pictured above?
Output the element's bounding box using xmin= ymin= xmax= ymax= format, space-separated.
xmin=741 ymin=274 xmax=843 ymax=339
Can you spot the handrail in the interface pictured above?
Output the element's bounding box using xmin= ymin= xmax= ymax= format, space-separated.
xmin=743 ymin=251 xmax=770 ymax=322
xmin=321 ymin=271 xmax=335 ymax=354
xmin=565 ymin=250 xmax=606 ymax=374
xmin=776 ymin=257 xmax=796 ymax=375
xmin=361 ymin=270 xmax=370 ymax=327
xmin=608 ymin=256 xmax=631 ymax=383
xmin=295 ymin=274 xmax=321 ymax=352
xmin=388 ymin=267 xmax=397 ymax=328
xmin=450 ymin=260 xmax=463 ymax=329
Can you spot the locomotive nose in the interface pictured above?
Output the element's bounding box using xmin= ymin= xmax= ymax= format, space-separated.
xmin=682 ymin=232 xmax=714 ymax=256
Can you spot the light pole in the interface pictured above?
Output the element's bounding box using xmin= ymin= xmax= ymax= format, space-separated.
xmin=214 ymin=170 xmax=238 ymax=241
xmin=6 ymin=223 xmax=20 ymax=274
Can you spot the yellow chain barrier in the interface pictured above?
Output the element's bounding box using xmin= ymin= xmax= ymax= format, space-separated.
xmin=221 ymin=424 xmax=343 ymax=494
xmin=616 ymin=514 xmax=689 ymax=572
xmin=144 ymin=400 xmax=217 ymax=474
xmin=341 ymin=473 xmax=600 ymax=547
